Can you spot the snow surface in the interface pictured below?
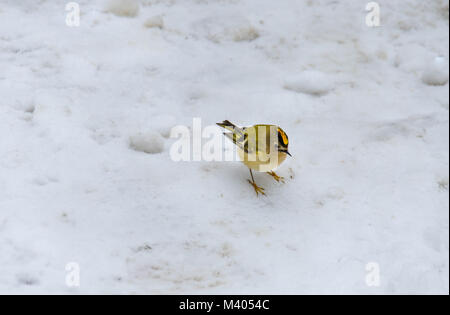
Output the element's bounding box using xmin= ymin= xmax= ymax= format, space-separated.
xmin=284 ymin=70 xmax=334 ymax=96
xmin=105 ymin=0 xmax=140 ymax=17
xmin=422 ymin=56 xmax=449 ymax=86
xmin=129 ymin=131 xmax=165 ymax=154
xmin=0 ymin=0 xmax=448 ymax=294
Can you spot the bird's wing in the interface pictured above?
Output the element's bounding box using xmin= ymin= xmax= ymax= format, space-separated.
xmin=224 ymin=131 xmax=249 ymax=153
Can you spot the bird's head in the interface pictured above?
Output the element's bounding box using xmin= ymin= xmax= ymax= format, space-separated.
xmin=277 ymin=127 xmax=291 ymax=157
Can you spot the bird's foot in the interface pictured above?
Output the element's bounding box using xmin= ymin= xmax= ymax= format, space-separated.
xmin=247 ymin=180 xmax=266 ymax=196
xmin=267 ymin=171 xmax=285 ymax=183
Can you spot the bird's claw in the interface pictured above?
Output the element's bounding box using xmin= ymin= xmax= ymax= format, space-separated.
xmin=247 ymin=179 xmax=266 ymax=196
xmin=267 ymin=171 xmax=285 ymax=183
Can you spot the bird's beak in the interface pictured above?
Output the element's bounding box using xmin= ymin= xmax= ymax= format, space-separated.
xmin=278 ymin=149 xmax=292 ymax=157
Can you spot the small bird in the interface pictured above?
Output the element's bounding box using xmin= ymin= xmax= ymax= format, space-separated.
xmin=217 ymin=120 xmax=291 ymax=196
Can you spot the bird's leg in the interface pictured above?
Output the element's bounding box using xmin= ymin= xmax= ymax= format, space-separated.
xmin=248 ymin=169 xmax=265 ymax=196
xmin=267 ymin=171 xmax=285 ymax=183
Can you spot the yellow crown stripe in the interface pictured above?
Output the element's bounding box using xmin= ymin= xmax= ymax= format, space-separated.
xmin=278 ymin=128 xmax=288 ymax=145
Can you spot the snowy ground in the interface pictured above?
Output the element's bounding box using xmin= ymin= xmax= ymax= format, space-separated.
xmin=0 ymin=0 xmax=448 ymax=294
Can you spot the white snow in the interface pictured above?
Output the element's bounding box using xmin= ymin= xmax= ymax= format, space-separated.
xmin=232 ymin=25 xmax=260 ymax=42
xmin=129 ymin=131 xmax=165 ymax=154
xmin=422 ymin=56 xmax=449 ymax=86
xmin=0 ymin=0 xmax=448 ymax=295
xmin=104 ymin=0 xmax=140 ymax=17
xmin=144 ymin=15 xmax=164 ymax=29
xmin=193 ymin=15 xmax=260 ymax=43
xmin=284 ymin=71 xmax=334 ymax=96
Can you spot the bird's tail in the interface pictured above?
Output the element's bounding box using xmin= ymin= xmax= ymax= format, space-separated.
xmin=216 ymin=120 xmax=238 ymax=132
xmin=217 ymin=120 xmax=246 ymax=150
xmin=217 ymin=120 xmax=246 ymax=138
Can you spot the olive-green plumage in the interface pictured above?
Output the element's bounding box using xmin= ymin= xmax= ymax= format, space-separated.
xmin=217 ymin=120 xmax=291 ymax=196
